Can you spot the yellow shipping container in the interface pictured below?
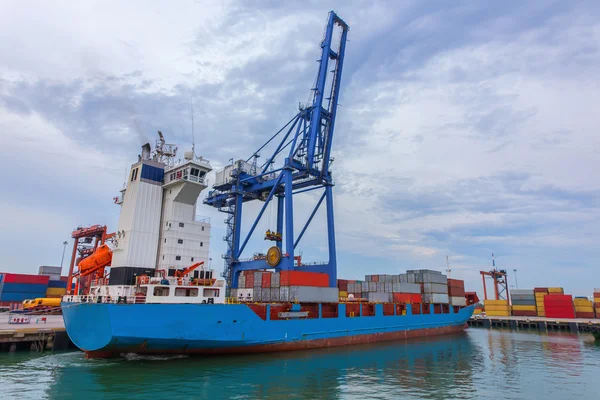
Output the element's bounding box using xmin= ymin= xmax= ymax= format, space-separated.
xmin=484 ymin=300 xmax=509 ymax=305
xmin=548 ymin=287 xmax=563 ymax=293
xmin=512 ymin=305 xmax=537 ymax=311
xmin=485 ymin=311 xmax=511 ymax=316
xmin=574 ymin=299 xmax=592 ymax=305
xmin=473 ymin=308 xmax=482 ymax=315
xmin=46 ymin=288 xmax=66 ymax=296
xmin=535 ymin=293 xmax=546 ymax=298
xmin=485 ymin=306 xmax=511 ymax=312
xmin=574 ymin=306 xmax=594 ymax=312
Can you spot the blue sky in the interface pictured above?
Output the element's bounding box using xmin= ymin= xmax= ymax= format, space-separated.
xmin=0 ymin=1 xmax=599 ymax=297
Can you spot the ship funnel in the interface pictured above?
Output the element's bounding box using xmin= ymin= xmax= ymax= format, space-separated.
xmin=141 ymin=143 xmax=151 ymax=160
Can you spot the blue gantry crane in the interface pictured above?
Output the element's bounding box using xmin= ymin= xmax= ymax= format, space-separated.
xmin=204 ymin=11 xmax=349 ymax=291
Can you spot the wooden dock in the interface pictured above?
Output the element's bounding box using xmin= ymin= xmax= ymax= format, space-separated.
xmin=0 ymin=314 xmax=73 ymax=353
xmin=468 ymin=315 xmax=600 ymax=335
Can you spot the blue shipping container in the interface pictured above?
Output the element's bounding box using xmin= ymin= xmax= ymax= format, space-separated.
xmin=0 ymin=292 xmax=46 ymax=302
xmin=0 ymin=273 xmax=3 ymax=283
xmin=0 ymin=283 xmax=48 ymax=294
xmin=48 ymin=280 xmax=67 ymax=289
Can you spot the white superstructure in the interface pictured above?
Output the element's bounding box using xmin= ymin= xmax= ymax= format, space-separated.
xmin=111 ymin=132 xmax=213 ymax=279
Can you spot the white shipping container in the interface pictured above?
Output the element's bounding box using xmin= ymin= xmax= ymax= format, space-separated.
xmin=376 ymin=282 xmax=385 ymax=292
xmin=271 ymin=287 xmax=280 ymax=302
xmin=450 ymin=296 xmax=466 ymax=306
xmin=392 ymin=282 xmax=421 ymax=294
xmin=280 ymin=286 xmax=290 ymax=301
xmin=423 ymin=283 xmax=449 ymax=294
xmin=271 ymin=272 xmax=280 ymax=288
xmin=368 ymin=282 xmax=377 ymax=292
xmin=237 ymin=288 xmax=254 ymax=302
xmin=39 ymin=266 xmax=62 ymax=275
xmin=510 ymin=289 xmax=535 ymax=295
xmin=385 ymin=282 xmax=393 ymax=292
xmin=368 ymin=292 xmax=392 ymax=302
xmin=289 ymin=286 xmax=339 ymax=303
xmin=362 ymin=282 xmax=369 ymax=292
xmin=422 ymin=293 xmax=449 ymax=303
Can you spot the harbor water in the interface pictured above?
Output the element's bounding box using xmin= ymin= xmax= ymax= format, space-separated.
xmin=0 ymin=329 xmax=598 ymax=399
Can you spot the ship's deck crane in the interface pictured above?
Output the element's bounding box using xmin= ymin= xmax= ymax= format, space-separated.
xmin=480 ymin=253 xmax=509 ymax=301
xmin=204 ymin=11 xmax=349 ymax=291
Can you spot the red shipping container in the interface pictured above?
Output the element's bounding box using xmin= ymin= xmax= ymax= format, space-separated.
xmin=337 ymin=279 xmax=348 ymax=291
xmin=261 ymin=272 xmax=271 ymax=288
xmin=280 ymin=271 xmax=328 ymax=287
xmin=534 ymin=288 xmax=549 ymax=293
xmin=575 ymin=312 xmax=595 ymax=319
xmin=544 ymin=294 xmax=575 ymax=318
xmin=411 ymin=294 xmax=422 ymax=303
xmin=371 ymin=275 xmax=379 ymax=283
xmin=448 ymin=287 xmax=465 ymax=297
xmin=3 ymin=273 xmax=49 ymax=285
xmin=393 ymin=293 xmax=412 ymax=303
xmin=447 ymin=279 xmax=465 ymax=288
xmin=512 ymin=310 xmax=538 ymax=317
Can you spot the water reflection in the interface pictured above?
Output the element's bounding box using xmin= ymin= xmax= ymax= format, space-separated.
xmin=47 ymin=333 xmax=476 ymax=400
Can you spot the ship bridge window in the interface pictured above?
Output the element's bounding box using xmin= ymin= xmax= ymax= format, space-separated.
xmin=176 ymin=256 xmax=181 ymax=261
xmin=178 ymin=239 xmax=183 ymax=244
xmin=199 ymin=171 xmax=206 ymax=177
xmin=179 ymin=222 xmax=185 ymax=228
xmin=191 ymin=168 xmax=200 ymax=177
xmin=175 ymin=288 xmax=198 ymax=297
xmin=153 ymin=287 xmax=170 ymax=296
xmin=203 ymin=288 xmax=219 ymax=297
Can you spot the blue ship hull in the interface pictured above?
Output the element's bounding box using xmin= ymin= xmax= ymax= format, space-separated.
xmin=61 ymin=302 xmax=474 ymax=358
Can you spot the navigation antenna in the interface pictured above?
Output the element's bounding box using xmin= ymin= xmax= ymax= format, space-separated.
xmin=191 ymin=96 xmax=196 ymax=156
xmin=446 ymin=255 xmax=451 ymax=278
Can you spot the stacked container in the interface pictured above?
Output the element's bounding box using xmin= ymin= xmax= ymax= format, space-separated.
xmin=364 ymin=274 xmax=422 ymax=303
xmin=544 ymin=294 xmax=575 ymax=318
xmin=534 ymin=288 xmax=549 ymax=316
xmin=573 ymin=297 xmax=595 ymax=319
xmin=39 ymin=266 xmax=62 ymax=282
xmin=484 ymin=299 xmax=510 ymax=316
xmin=447 ymin=279 xmax=466 ymax=306
xmin=234 ymin=270 xmax=335 ymax=302
xmin=46 ymin=280 xmax=67 ymax=298
xmin=0 ymin=273 xmax=49 ymax=303
xmin=347 ymin=281 xmax=365 ymax=299
xmin=510 ymin=289 xmax=537 ymax=316
xmin=337 ymin=279 xmax=350 ymax=298
xmin=408 ymin=270 xmax=449 ymax=304
xmin=595 ymin=289 xmax=600 ymax=317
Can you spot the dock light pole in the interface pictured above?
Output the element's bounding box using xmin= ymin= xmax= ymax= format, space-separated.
xmin=60 ymin=241 xmax=68 ymax=269
xmin=513 ymin=269 xmax=518 ymax=289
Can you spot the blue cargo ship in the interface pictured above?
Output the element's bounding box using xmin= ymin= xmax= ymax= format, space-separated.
xmin=62 ymin=299 xmax=473 ymax=358
xmin=61 ymin=12 xmax=474 ymax=358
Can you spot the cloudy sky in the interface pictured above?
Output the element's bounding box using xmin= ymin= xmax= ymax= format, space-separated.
xmin=1 ymin=1 xmax=599 ymax=296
